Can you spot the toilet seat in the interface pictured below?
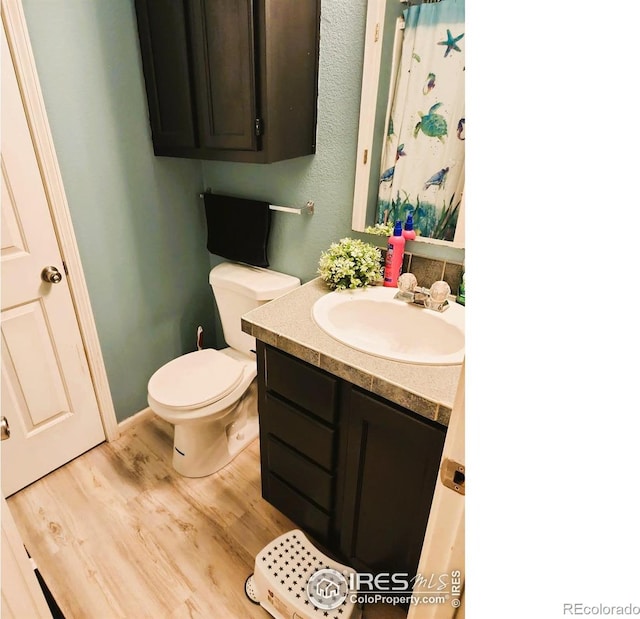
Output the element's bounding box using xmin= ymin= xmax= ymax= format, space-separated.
xmin=147 ymin=349 xmax=244 ymax=410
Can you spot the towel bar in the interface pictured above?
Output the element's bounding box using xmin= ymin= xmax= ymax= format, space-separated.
xmin=198 ymin=190 xmax=314 ymax=216
xmin=268 ymin=201 xmax=314 ymax=215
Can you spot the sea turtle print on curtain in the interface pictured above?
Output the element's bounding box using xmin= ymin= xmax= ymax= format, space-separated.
xmin=377 ymin=0 xmax=465 ymax=242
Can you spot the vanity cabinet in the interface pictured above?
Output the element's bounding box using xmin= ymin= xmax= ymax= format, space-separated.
xmin=134 ymin=0 xmax=320 ymax=163
xmin=256 ymin=342 xmax=446 ymax=577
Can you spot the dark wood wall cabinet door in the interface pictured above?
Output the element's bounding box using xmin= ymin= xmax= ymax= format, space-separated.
xmin=134 ymin=0 xmax=320 ymax=163
xmin=134 ymin=0 xmax=197 ymax=150
xmin=188 ymin=0 xmax=257 ymax=153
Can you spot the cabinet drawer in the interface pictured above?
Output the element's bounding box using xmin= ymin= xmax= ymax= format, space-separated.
xmin=267 ymin=474 xmax=330 ymax=543
xmin=267 ymin=437 xmax=333 ymax=511
xmin=265 ymin=347 xmax=338 ymax=424
xmin=265 ymin=394 xmax=334 ymax=470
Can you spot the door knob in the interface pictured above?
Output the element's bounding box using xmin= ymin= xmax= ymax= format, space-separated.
xmin=41 ymin=266 xmax=63 ymax=284
xmin=1 ymin=417 xmax=9 ymax=441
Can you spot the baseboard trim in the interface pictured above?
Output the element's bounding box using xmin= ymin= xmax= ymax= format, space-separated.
xmin=117 ymin=407 xmax=153 ymax=434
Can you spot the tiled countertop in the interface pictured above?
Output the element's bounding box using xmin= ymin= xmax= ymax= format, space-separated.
xmin=241 ymin=279 xmax=463 ymax=427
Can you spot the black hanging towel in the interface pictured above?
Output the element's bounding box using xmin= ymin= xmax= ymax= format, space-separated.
xmin=203 ymin=193 xmax=271 ymax=267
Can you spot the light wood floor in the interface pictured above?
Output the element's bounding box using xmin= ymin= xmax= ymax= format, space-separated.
xmin=7 ymin=412 xmax=405 ymax=619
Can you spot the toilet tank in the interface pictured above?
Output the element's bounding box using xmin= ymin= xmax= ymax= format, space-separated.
xmin=209 ymin=262 xmax=300 ymax=355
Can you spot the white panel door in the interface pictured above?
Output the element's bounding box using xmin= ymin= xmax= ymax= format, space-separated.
xmin=1 ymin=495 xmax=53 ymax=619
xmin=1 ymin=21 xmax=105 ymax=496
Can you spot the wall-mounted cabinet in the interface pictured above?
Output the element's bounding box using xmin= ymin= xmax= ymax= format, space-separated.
xmin=134 ymin=0 xmax=320 ymax=163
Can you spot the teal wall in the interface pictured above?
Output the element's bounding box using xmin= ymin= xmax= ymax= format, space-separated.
xmin=23 ymin=0 xmax=464 ymax=423
xmin=22 ymin=0 xmax=217 ymax=422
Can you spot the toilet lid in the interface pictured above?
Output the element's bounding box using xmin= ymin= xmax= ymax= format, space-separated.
xmin=148 ymin=349 xmax=244 ymax=409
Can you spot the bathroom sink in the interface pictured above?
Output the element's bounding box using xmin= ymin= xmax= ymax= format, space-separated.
xmin=312 ymin=286 xmax=464 ymax=365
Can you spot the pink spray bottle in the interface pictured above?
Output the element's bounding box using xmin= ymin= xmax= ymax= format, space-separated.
xmin=402 ymin=213 xmax=416 ymax=241
xmin=383 ymin=220 xmax=406 ymax=287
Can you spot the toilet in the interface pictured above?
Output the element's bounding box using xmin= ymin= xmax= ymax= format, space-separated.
xmin=147 ymin=262 xmax=300 ymax=477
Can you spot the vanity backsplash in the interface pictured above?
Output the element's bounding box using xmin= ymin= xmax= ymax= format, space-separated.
xmin=381 ymin=251 xmax=464 ymax=296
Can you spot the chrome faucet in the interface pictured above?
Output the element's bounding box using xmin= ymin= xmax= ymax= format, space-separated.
xmin=394 ymin=274 xmax=451 ymax=312
xmin=394 ymin=285 xmax=429 ymax=304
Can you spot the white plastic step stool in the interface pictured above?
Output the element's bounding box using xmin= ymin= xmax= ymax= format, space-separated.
xmin=246 ymin=529 xmax=361 ymax=619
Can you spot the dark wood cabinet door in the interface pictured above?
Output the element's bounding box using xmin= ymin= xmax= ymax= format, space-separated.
xmin=339 ymin=387 xmax=446 ymax=577
xmin=134 ymin=0 xmax=197 ymax=151
xmin=258 ymin=0 xmax=320 ymax=162
xmin=188 ymin=0 xmax=258 ymax=152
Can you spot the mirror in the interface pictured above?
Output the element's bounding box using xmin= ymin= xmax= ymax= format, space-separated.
xmin=351 ymin=0 xmax=465 ymax=249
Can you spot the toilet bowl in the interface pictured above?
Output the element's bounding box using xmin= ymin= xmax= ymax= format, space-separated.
xmin=147 ymin=262 xmax=300 ymax=477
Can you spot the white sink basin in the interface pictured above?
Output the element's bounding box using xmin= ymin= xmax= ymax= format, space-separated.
xmin=312 ymin=286 xmax=464 ymax=365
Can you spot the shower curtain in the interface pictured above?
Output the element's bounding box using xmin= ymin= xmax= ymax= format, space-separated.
xmin=376 ymin=0 xmax=465 ymax=241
